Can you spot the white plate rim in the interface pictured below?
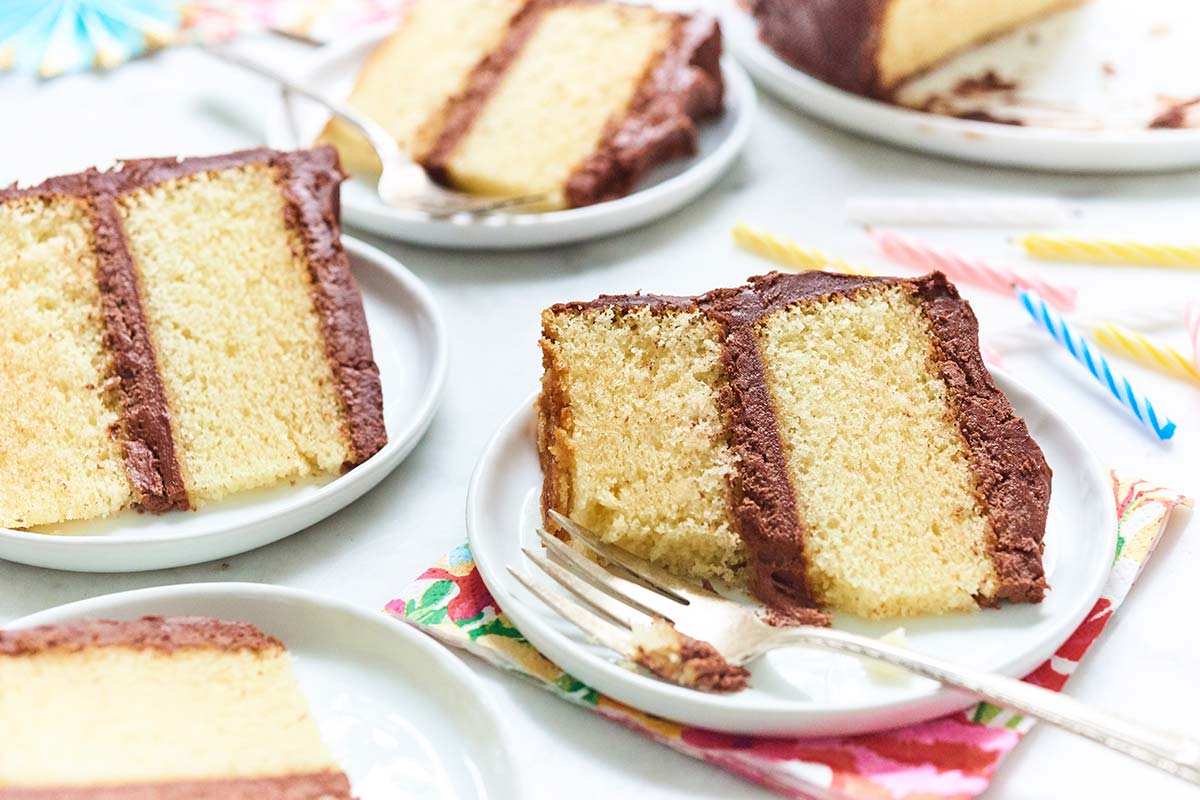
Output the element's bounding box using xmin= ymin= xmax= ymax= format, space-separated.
xmin=466 ymin=373 xmax=1116 ymax=735
xmin=263 ymin=23 xmax=757 ymax=248
xmin=0 ymin=236 xmax=447 ymax=566
xmin=721 ymin=5 xmax=1200 ymax=172
xmin=6 ymin=581 xmax=520 ymax=800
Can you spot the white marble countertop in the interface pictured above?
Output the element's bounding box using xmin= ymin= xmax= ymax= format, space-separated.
xmin=2 ymin=28 xmax=1198 ymax=800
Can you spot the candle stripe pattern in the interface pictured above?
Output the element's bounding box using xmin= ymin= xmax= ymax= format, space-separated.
xmin=1019 ymin=235 xmax=1200 ymax=268
xmin=872 ymin=229 xmax=1078 ymax=310
xmin=1018 ymin=290 xmax=1176 ymax=440
xmin=732 ymin=223 xmax=875 ymax=276
xmin=1090 ymin=322 xmax=1200 ymax=384
xmin=1186 ymin=302 xmax=1200 ymax=374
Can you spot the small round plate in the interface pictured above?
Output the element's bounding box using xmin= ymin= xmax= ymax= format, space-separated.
xmin=8 ymin=583 xmax=519 ymax=800
xmin=723 ymin=0 xmax=1200 ymax=172
xmin=264 ymin=27 xmax=755 ymax=249
xmin=0 ymin=237 xmax=447 ymax=572
xmin=466 ymin=373 xmax=1115 ymax=737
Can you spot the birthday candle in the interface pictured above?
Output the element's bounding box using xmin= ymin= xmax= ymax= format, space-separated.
xmin=1017 ymin=290 xmax=1176 ymax=440
xmin=1186 ymin=302 xmax=1200 ymax=374
xmin=871 ymin=229 xmax=1078 ymax=310
xmin=1018 ymin=234 xmax=1200 ymax=268
xmin=1089 ymin=322 xmax=1200 ymax=384
xmin=847 ymin=196 xmax=1074 ymax=227
xmin=732 ymin=223 xmax=875 ymax=276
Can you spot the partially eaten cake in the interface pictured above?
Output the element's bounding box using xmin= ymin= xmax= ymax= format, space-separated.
xmin=317 ymin=0 xmax=724 ymax=209
xmin=0 ymin=146 xmax=385 ymax=530
xmin=0 ymin=616 xmax=353 ymax=797
xmin=749 ymin=0 xmax=1086 ymax=98
xmin=538 ymin=271 xmax=1051 ymax=621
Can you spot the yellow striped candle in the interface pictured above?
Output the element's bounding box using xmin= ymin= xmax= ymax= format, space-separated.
xmin=1089 ymin=322 xmax=1200 ymax=384
xmin=1018 ymin=234 xmax=1200 ymax=268
xmin=732 ymin=223 xmax=875 ymax=276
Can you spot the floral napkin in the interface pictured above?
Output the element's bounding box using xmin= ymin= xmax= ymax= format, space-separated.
xmin=385 ymin=472 xmax=1191 ymax=800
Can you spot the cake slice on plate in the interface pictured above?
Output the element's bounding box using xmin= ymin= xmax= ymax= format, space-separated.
xmin=0 ymin=146 xmax=385 ymax=530
xmin=750 ymin=0 xmax=1085 ymax=98
xmin=0 ymin=616 xmax=354 ymax=797
xmin=317 ymin=0 xmax=724 ymax=209
xmin=538 ymin=271 xmax=1051 ymax=622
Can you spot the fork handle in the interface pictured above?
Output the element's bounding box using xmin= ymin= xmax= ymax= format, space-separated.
xmin=771 ymin=627 xmax=1200 ymax=785
xmin=200 ymin=45 xmax=404 ymax=165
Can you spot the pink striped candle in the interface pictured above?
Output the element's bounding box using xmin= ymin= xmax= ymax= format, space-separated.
xmin=1187 ymin=301 xmax=1200 ymax=374
xmin=870 ymin=229 xmax=1079 ymax=310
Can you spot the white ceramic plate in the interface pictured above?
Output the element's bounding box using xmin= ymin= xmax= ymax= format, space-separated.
xmin=0 ymin=237 xmax=447 ymax=573
xmin=264 ymin=27 xmax=755 ymax=249
xmin=466 ymin=373 xmax=1115 ymax=736
xmin=7 ymin=583 xmax=518 ymax=800
xmin=724 ymin=0 xmax=1200 ymax=172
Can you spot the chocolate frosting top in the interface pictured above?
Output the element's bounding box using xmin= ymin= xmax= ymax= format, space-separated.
xmin=750 ymin=0 xmax=888 ymax=96
xmin=0 ymin=772 xmax=353 ymax=800
xmin=543 ymin=270 xmax=1051 ymax=620
xmin=0 ymin=616 xmax=283 ymax=656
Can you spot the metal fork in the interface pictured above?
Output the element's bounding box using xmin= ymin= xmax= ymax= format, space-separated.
xmin=507 ymin=510 xmax=1200 ymax=787
xmin=202 ymin=47 xmax=548 ymax=218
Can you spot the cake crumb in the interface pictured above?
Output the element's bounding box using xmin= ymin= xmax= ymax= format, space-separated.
xmin=630 ymin=617 xmax=749 ymax=693
xmin=863 ymin=627 xmax=912 ymax=682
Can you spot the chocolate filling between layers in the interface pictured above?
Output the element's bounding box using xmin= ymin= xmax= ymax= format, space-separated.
xmin=423 ymin=1 xmax=725 ymax=208
xmin=0 ymin=771 xmax=353 ymax=800
xmin=0 ymin=174 xmax=188 ymax=513
xmin=540 ymin=271 xmax=1051 ymax=622
xmin=0 ymin=615 xmax=283 ymax=655
xmin=109 ymin=147 xmax=387 ymax=469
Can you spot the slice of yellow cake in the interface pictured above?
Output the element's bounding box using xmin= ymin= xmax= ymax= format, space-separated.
xmin=316 ymin=0 xmax=531 ymax=175
xmin=751 ymin=0 xmax=1085 ymax=98
xmin=539 ymin=272 xmax=1051 ymax=622
xmin=0 ymin=616 xmax=353 ymax=797
xmin=0 ymin=146 xmax=386 ymax=529
xmin=316 ymin=0 xmax=724 ymax=209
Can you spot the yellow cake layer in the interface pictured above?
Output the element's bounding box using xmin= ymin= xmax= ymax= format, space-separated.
xmin=441 ymin=4 xmax=675 ymax=207
xmin=876 ymin=0 xmax=1084 ymax=90
xmin=317 ymin=0 xmax=529 ymax=175
xmin=542 ymin=306 xmax=743 ymax=581
xmin=756 ymin=286 xmax=997 ymax=618
xmin=0 ymin=196 xmax=133 ymax=529
xmin=118 ymin=164 xmax=350 ymax=504
xmin=0 ymin=646 xmax=338 ymax=786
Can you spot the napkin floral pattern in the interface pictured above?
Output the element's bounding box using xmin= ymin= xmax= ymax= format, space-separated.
xmin=386 ymin=472 xmax=1191 ymax=800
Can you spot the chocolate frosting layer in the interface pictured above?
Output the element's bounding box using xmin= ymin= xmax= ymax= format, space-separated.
xmin=0 ymin=174 xmax=188 ymax=512
xmin=424 ymin=1 xmax=724 ymax=207
xmin=0 ymin=616 xmax=282 ymax=656
xmin=750 ymin=0 xmax=887 ymax=97
xmin=564 ymin=12 xmax=725 ymax=208
xmin=0 ymin=771 xmax=353 ymax=800
xmin=539 ymin=270 xmax=1051 ymax=620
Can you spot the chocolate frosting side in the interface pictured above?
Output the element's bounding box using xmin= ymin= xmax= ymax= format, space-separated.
xmin=912 ymin=275 xmax=1051 ymax=603
xmin=0 ymin=771 xmax=353 ymax=800
xmin=563 ymin=12 xmax=725 ymax=208
xmin=275 ymin=146 xmax=387 ymax=467
xmin=749 ymin=0 xmax=888 ymax=97
xmin=110 ymin=147 xmax=387 ymax=468
xmin=0 ymin=616 xmax=283 ymax=655
xmin=0 ymin=174 xmax=188 ymax=512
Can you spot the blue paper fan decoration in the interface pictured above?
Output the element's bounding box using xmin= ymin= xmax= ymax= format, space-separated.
xmin=0 ymin=0 xmax=181 ymax=77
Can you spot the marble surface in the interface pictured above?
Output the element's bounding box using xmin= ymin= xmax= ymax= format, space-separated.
xmin=2 ymin=27 xmax=1198 ymax=800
